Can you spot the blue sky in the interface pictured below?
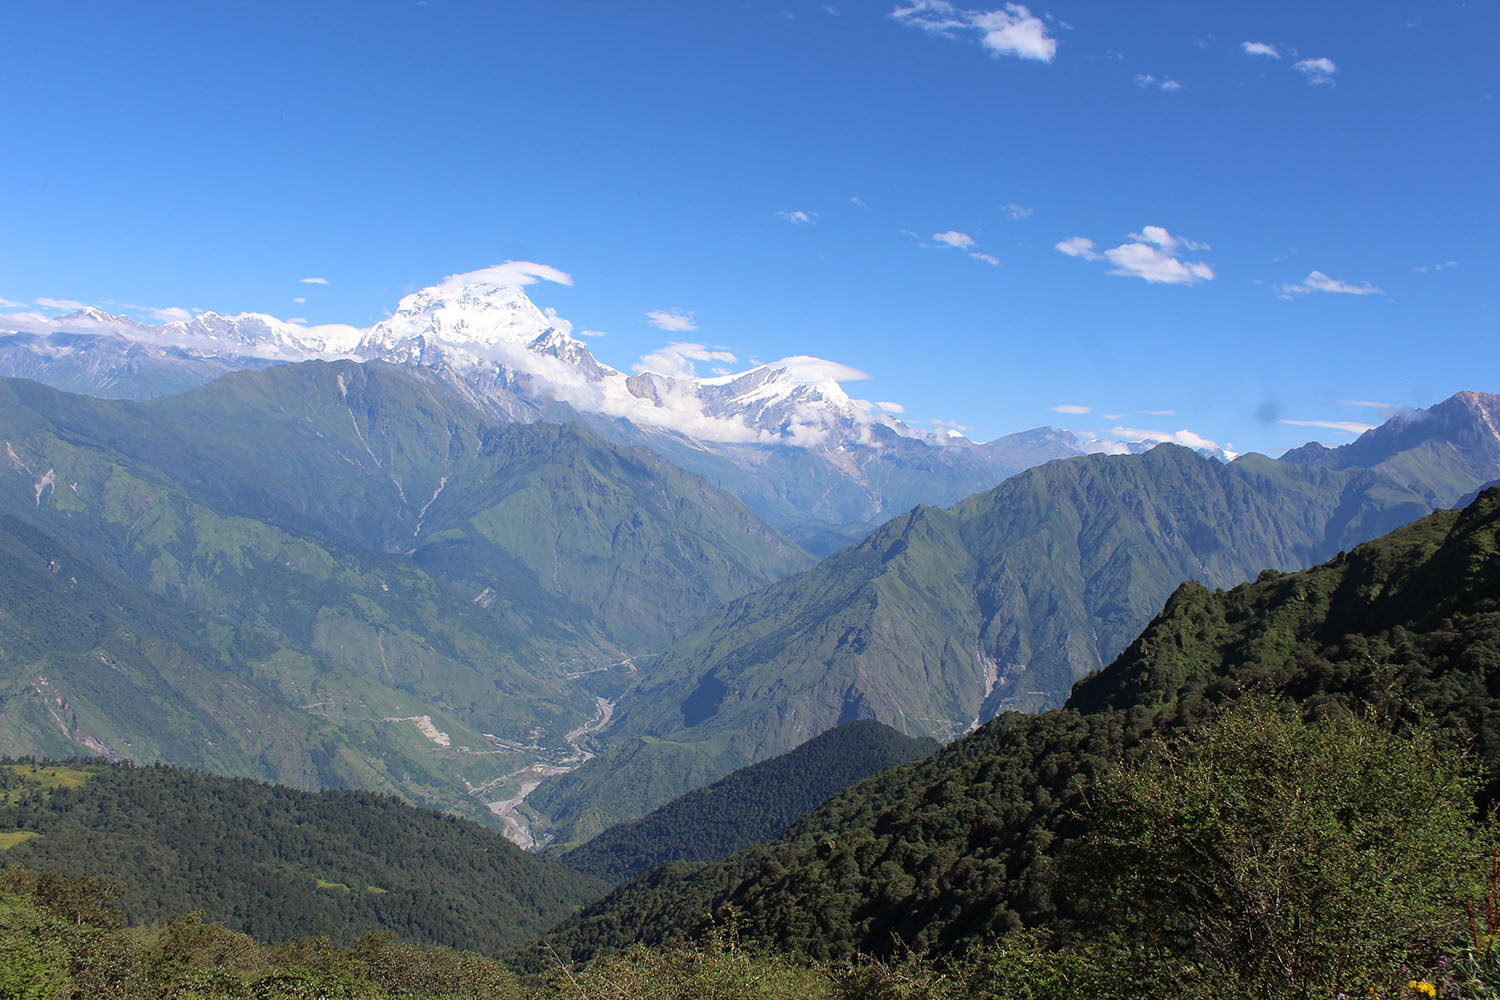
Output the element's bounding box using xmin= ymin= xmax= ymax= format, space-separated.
xmin=1 ymin=1 xmax=1494 ymax=456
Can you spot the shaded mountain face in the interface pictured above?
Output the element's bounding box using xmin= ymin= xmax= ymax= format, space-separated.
xmin=524 ymin=395 xmax=1500 ymax=842
xmin=0 ymin=281 xmax=1142 ymax=552
xmin=558 ymin=719 xmax=937 ymax=880
xmin=529 ymin=488 xmax=1500 ymax=966
xmin=0 ymin=363 xmax=809 ymax=828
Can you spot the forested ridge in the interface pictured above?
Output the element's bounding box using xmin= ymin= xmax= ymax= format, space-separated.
xmin=0 ymin=761 xmax=604 ymax=952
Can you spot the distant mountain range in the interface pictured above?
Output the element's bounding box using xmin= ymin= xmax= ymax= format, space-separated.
xmin=0 ymin=272 xmax=1172 ymax=553
xmin=523 ymin=390 xmax=1500 ymax=842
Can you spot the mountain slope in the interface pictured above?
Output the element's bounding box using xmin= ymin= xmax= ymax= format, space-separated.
xmin=527 ymin=396 xmax=1500 ymax=840
xmin=528 ymin=487 xmax=1500 ymax=965
xmin=558 ymin=720 xmax=937 ymax=880
xmin=0 ymin=761 xmax=605 ymax=953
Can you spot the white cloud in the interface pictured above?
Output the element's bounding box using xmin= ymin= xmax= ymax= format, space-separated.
xmin=875 ymin=400 xmax=905 ymax=413
xmin=35 ymin=297 xmax=89 ymax=311
xmin=1339 ymin=399 xmax=1396 ymax=409
xmin=1135 ymin=74 xmax=1182 ymax=92
xmin=0 ymin=297 xmax=20 ymax=308
xmin=1280 ymin=418 xmax=1375 ymax=434
xmin=439 ymin=261 xmax=573 ymax=292
xmin=634 ymin=342 xmax=736 ymax=378
xmin=970 ymin=252 xmax=1000 ymax=266
xmin=1002 ymin=203 xmax=1032 ymax=220
xmin=932 ymin=230 xmax=976 ymax=249
xmin=299 ymin=277 xmax=329 ymax=285
xmin=1059 ymin=226 xmax=1212 ymax=285
xmin=1413 ymin=260 xmax=1458 ymax=273
xmin=646 ymin=309 xmax=698 ymax=333
xmin=151 ymin=306 xmax=193 ymax=323
xmin=1242 ymin=41 xmax=1280 ymax=58
xmin=850 ymin=196 xmax=867 ymax=207
xmin=293 ymin=296 xmax=307 ymax=304
xmin=769 ymin=355 xmax=872 ymax=383
xmin=286 ymin=317 xmax=309 ymax=325
xmin=1051 ymin=404 xmax=1090 ymax=414
xmin=1278 ymin=270 xmax=1381 ymax=297
xmin=1055 ymin=236 xmax=1099 ymax=260
xmin=891 ymin=2 xmax=1057 ymax=63
xmin=777 ymin=209 xmax=816 ymax=224
xmin=577 ymin=329 xmax=607 ymax=338
xmin=1141 ymin=409 xmax=1176 ymax=416
xmin=1294 ymin=57 xmax=1336 ymax=84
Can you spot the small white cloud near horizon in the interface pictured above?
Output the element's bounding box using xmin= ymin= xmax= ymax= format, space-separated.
xmin=875 ymin=400 xmax=905 ymax=413
xmin=577 ymin=329 xmax=608 ymax=338
xmin=151 ymin=306 xmax=193 ymax=323
xmin=1141 ymin=409 xmax=1176 ymax=416
xmin=646 ymin=309 xmax=698 ymax=333
xmin=1279 ymin=270 xmax=1381 ymax=297
xmin=36 ymin=297 xmax=90 ymax=311
xmin=1294 ymin=57 xmax=1337 ymax=84
xmin=0 ymin=296 xmax=21 ymax=308
xmin=777 ymin=209 xmax=816 ymax=225
xmin=1241 ymin=41 xmax=1280 ymax=58
xmin=286 ymin=317 xmax=309 ymax=325
xmin=1281 ymin=418 xmax=1375 ymax=434
xmin=1051 ymin=404 xmax=1091 ymax=414
xmin=1339 ymin=399 xmax=1396 ymax=409
xmin=933 ymin=230 xmax=977 ymax=249
xmin=891 ymin=1 xmax=1058 ymax=63
xmin=299 ymin=277 xmax=329 ymax=285
xmin=1112 ymin=425 xmax=1236 ymax=458
xmin=635 ymin=342 xmax=737 ymax=378
xmin=1413 ymin=260 xmax=1459 ymax=273
xmin=1058 ymin=225 xmax=1213 ymax=285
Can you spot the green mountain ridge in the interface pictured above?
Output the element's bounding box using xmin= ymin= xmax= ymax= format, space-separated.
xmin=528 ymin=486 xmax=1500 ymax=966
xmin=528 ymin=396 xmax=1500 ymax=841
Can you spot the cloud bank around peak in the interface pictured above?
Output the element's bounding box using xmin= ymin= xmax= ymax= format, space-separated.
xmin=440 ymin=261 xmax=574 ymax=292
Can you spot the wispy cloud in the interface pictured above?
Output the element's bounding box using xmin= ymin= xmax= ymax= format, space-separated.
xmin=875 ymin=400 xmax=905 ymax=413
xmin=970 ymin=252 xmax=1000 ymax=266
xmin=1051 ymin=404 xmax=1090 ymax=414
xmin=1280 ymin=418 xmax=1374 ymax=434
xmin=293 ymin=296 xmax=307 ymax=304
xmin=1141 ymin=409 xmax=1177 ymax=416
xmin=1413 ymin=260 xmax=1458 ymax=273
xmin=1002 ymin=202 xmax=1032 ymax=220
xmin=777 ymin=209 xmax=816 ymax=225
xmin=1339 ymin=399 xmax=1396 ymax=409
xmin=634 ymin=342 xmax=737 ymax=378
xmin=1294 ymin=57 xmax=1337 ymax=85
xmin=299 ymin=277 xmax=329 ymax=285
xmin=1278 ymin=270 xmax=1381 ymax=297
xmin=1241 ymin=41 xmax=1280 ymax=58
xmin=151 ymin=306 xmax=193 ymax=323
xmin=1057 ymin=225 xmax=1213 ymax=285
xmin=577 ymin=329 xmax=608 ymax=338
xmin=1135 ymin=74 xmax=1182 ymax=92
xmin=0 ymin=297 xmax=21 ymax=308
xmin=891 ymin=1 xmax=1057 ymax=63
xmin=438 ymin=262 xmax=573 ymax=292
xmin=35 ymin=297 xmax=90 ymax=311
xmin=646 ymin=309 xmax=698 ymax=333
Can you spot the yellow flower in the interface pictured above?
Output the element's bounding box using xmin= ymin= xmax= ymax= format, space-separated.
xmin=1406 ymin=981 xmax=1436 ymax=998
